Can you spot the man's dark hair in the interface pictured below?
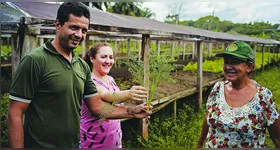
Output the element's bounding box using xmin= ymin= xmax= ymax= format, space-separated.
xmin=56 ymin=2 xmax=90 ymax=26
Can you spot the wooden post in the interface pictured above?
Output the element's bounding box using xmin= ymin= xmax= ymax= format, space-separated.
xmin=208 ymin=42 xmax=212 ymax=57
xmin=122 ymin=40 xmax=125 ymax=54
xmin=141 ymin=34 xmax=150 ymax=140
xmin=21 ymin=25 xmax=39 ymax=57
xmin=201 ymin=42 xmax=204 ymax=58
xmin=85 ymin=35 xmax=89 ymax=57
xmin=183 ymin=42 xmax=186 ymax=60
xmin=114 ymin=41 xmax=119 ymax=67
xmin=81 ymin=40 xmax=85 ymax=58
xmin=12 ymin=25 xmax=39 ymax=73
xmin=222 ymin=42 xmax=225 ymax=51
xmin=91 ymin=39 xmax=95 ymax=48
xmin=156 ymin=40 xmax=160 ymax=56
xmin=172 ymin=41 xmax=175 ymax=58
xmin=134 ymin=40 xmax=137 ymax=50
xmin=197 ymin=41 xmax=203 ymax=108
xmin=138 ymin=40 xmax=141 ymax=61
xmin=215 ymin=42 xmax=219 ymax=54
xmin=273 ymin=45 xmax=276 ymax=66
xmin=126 ymin=38 xmax=131 ymax=58
xmin=11 ymin=34 xmax=19 ymax=73
xmin=7 ymin=36 xmax=10 ymax=49
xmin=262 ymin=44 xmax=265 ymax=72
xmin=174 ymin=100 xmax=177 ymax=120
xmin=268 ymin=45 xmax=270 ymax=69
xmin=39 ymin=37 xmax=44 ymax=46
xmin=192 ymin=42 xmax=195 ymax=59
xmin=253 ymin=43 xmax=257 ymax=67
xmin=277 ymin=46 xmax=280 ymax=60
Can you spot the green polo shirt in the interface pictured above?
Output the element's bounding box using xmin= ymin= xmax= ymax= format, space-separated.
xmin=9 ymin=40 xmax=98 ymax=148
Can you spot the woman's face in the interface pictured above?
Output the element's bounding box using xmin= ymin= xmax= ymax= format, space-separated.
xmin=91 ymin=46 xmax=114 ymax=76
xmin=223 ymin=56 xmax=252 ymax=83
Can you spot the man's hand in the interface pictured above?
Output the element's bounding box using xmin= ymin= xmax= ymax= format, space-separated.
xmin=127 ymin=103 xmax=153 ymax=119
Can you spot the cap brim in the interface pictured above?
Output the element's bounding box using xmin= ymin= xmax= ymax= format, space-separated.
xmin=215 ymin=52 xmax=248 ymax=61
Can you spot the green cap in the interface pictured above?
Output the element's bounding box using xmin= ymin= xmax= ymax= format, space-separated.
xmin=216 ymin=41 xmax=254 ymax=62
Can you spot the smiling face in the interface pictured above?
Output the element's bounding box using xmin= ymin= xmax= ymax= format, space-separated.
xmin=56 ymin=14 xmax=89 ymax=51
xmin=91 ymin=46 xmax=114 ymax=76
xmin=223 ymin=56 xmax=253 ymax=83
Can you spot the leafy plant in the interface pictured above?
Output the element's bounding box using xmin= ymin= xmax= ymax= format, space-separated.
xmin=183 ymin=51 xmax=279 ymax=73
xmin=122 ymin=102 xmax=206 ymax=148
xmin=121 ymin=49 xmax=179 ymax=112
xmin=252 ymin=67 xmax=280 ymax=148
xmin=183 ymin=58 xmax=224 ymax=73
xmin=1 ymin=93 xmax=10 ymax=148
xmin=1 ymin=45 xmax=12 ymax=60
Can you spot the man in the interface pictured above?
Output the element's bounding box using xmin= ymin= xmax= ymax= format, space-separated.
xmin=7 ymin=2 xmax=151 ymax=148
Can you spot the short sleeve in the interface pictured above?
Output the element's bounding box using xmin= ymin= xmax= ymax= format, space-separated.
xmin=206 ymin=82 xmax=221 ymax=111
xmin=108 ymin=75 xmax=120 ymax=91
xmin=262 ymin=88 xmax=279 ymax=126
xmin=9 ymin=55 xmax=41 ymax=103
xmin=83 ymin=62 xmax=98 ymax=98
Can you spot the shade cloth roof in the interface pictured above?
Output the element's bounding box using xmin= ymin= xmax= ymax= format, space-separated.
xmin=1 ymin=2 xmax=279 ymax=45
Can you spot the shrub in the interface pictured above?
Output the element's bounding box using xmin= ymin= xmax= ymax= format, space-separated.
xmin=1 ymin=93 xmax=10 ymax=148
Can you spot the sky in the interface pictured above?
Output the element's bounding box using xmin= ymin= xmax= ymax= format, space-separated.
xmin=142 ymin=1 xmax=280 ymax=24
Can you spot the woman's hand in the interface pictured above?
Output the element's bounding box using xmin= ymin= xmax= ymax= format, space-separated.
xmin=127 ymin=86 xmax=148 ymax=102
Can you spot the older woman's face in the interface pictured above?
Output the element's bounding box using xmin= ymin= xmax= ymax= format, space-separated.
xmin=223 ymin=56 xmax=251 ymax=82
xmin=91 ymin=46 xmax=114 ymax=76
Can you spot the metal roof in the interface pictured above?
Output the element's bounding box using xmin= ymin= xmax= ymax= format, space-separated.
xmin=1 ymin=2 xmax=279 ymax=45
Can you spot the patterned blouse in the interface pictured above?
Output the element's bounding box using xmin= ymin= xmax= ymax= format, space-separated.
xmin=205 ymin=80 xmax=279 ymax=148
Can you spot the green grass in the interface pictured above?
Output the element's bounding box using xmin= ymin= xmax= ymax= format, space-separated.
xmin=0 ymin=93 xmax=10 ymax=148
xmin=183 ymin=52 xmax=279 ymax=73
xmin=122 ymin=66 xmax=280 ymax=148
xmin=1 ymin=45 xmax=12 ymax=60
xmin=253 ymin=67 xmax=280 ymax=148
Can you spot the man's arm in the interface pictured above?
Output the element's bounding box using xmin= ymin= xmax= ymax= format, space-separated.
xmin=6 ymin=100 xmax=29 ymax=148
xmin=84 ymin=95 xmax=151 ymax=119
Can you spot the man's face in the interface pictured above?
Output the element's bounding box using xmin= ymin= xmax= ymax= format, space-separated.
xmin=56 ymin=14 xmax=89 ymax=51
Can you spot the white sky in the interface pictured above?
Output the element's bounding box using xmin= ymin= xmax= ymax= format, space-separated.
xmin=142 ymin=1 xmax=280 ymax=24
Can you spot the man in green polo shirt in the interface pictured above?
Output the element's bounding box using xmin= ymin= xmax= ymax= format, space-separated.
xmin=7 ymin=2 xmax=151 ymax=148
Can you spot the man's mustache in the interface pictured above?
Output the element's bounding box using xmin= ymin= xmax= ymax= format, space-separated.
xmin=69 ymin=35 xmax=83 ymax=42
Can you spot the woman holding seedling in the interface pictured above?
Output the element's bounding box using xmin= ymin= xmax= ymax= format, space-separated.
xmin=80 ymin=42 xmax=148 ymax=148
xmin=197 ymin=41 xmax=280 ymax=148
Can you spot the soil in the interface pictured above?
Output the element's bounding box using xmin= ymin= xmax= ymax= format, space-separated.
xmin=113 ymin=70 xmax=223 ymax=106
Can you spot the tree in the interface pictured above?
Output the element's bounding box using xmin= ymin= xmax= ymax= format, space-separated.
xmin=164 ymin=2 xmax=186 ymax=25
xmin=109 ymin=2 xmax=141 ymax=16
xmin=140 ymin=7 xmax=155 ymax=19
xmin=219 ymin=20 xmax=234 ymax=32
xmin=193 ymin=15 xmax=220 ymax=31
xmin=107 ymin=2 xmax=155 ymax=18
xmin=82 ymin=2 xmax=110 ymax=11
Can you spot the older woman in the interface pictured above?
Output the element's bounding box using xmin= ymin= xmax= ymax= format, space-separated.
xmin=80 ymin=42 xmax=148 ymax=148
xmin=197 ymin=41 xmax=280 ymax=148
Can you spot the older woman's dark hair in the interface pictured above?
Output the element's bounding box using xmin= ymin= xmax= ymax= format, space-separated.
xmin=246 ymin=61 xmax=255 ymax=76
xmin=57 ymin=2 xmax=90 ymax=26
xmin=83 ymin=42 xmax=112 ymax=70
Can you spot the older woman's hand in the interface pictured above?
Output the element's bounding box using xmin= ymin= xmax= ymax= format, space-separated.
xmin=127 ymin=86 xmax=148 ymax=102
